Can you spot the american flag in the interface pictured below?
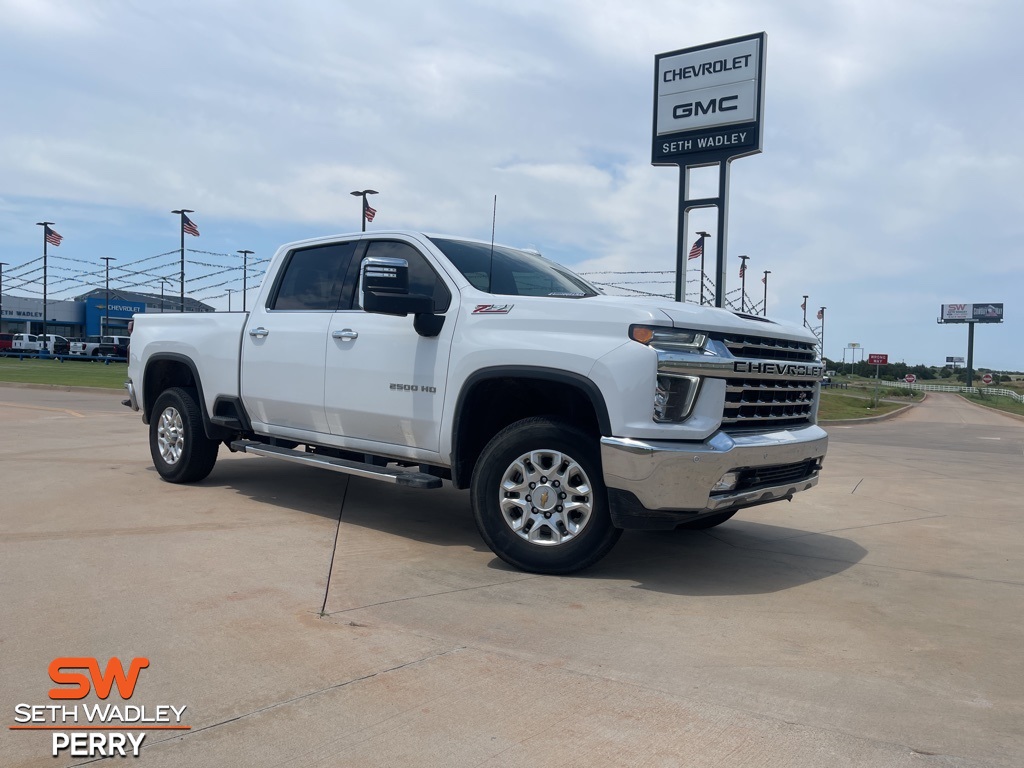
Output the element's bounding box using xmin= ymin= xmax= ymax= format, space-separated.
xmin=800 ymin=299 xmax=807 ymax=310
xmin=182 ymin=214 xmax=200 ymax=237
xmin=817 ymin=308 xmax=824 ymax=320
xmin=687 ymin=237 xmax=703 ymax=260
xmin=739 ymin=263 xmax=746 ymax=278
xmin=761 ymin=274 xmax=767 ymax=284
xmin=44 ymin=226 xmax=63 ymax=247
xmin=365 ymin=205 xmax=377 ymax=223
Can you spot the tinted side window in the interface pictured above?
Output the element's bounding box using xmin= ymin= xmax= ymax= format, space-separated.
xmin=359 ymin=241 xmax=450 ymax=312
xmin=271 ymin=242 xmax=356 ymax=311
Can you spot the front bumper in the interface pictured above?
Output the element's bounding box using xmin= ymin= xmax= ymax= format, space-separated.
xmin=600 ymin=425 xmax=827 ymax=528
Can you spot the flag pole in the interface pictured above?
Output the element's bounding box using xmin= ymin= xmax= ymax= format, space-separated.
xmin=762 ymin=270 xmax=770 ymax=316
xmin=171 ymin=209 xmax=193 ymax=313
xmin=35 ymin=221 xmax=54 ymax=351
xmin=738 ymin=255 xmax=749 ymax=312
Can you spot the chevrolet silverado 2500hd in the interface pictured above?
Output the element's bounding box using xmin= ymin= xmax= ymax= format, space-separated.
xmin=125 ymin=230 xmax=827 ymax=574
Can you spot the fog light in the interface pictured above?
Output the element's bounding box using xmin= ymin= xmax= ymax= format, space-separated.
xmin=711 ymin=471 xmax=739 ymax=493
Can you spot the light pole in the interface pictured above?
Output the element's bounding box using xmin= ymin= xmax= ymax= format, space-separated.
xmin=762 ymin=270 xmax=771 ymax=316
xmin=101 ymin=257 xmax=116 ymax=335
xmin=350 ymin=189 xmax=378 ymax=232
xmin=802 ymin=295 xmax=809 ymax=328
xmin=237 ymin=249 xmax=254 ymax=311
xmin=226 ymin=289 xmax=234 ymax=312
xmin=171 ymin=209 xmax=194 ymax=312
xmin=818 ymin=307 xmax=827 ymax=364
xmin=737 ymin=255 xmax=749 ymax=312
xmin=159 ymin=277 xmax=172 ymax=313
xmin=0 ymin=261 xmax=7 ymax=332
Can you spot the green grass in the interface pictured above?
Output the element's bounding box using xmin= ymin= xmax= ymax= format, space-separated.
xmin=961 ymin=393 xmax=1024 ymax=417
xmin=818 ymin=391 xmax=910 ymax=420
xmin=0 ymin=357 xmax=127 ymax=389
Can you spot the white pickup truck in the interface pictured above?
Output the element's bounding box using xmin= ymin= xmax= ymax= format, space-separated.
xmin=125 ymin=230 xmax=827 ymax=573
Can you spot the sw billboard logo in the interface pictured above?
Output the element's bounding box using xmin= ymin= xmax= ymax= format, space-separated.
xmin=48 ymin=657 xmax=150 ymax=700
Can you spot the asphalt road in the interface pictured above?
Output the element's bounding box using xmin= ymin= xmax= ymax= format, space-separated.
xmin=1 ymin=387 xmax=1021 ymax=767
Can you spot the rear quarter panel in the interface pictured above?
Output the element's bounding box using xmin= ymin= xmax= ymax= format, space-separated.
xmin=129 ymin=313 xmax=249 ymax=418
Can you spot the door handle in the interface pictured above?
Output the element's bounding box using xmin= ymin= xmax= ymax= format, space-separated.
xmin=332 ymin=329 xmax=359 ymax=341
xmin=248 ymin=327 xmax=270 ymax=338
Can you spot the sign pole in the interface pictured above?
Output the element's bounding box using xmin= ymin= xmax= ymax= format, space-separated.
xmin=654 ymin=33 xmax=765 ymax=307
xmin=966 ymin=322 xmax=975 ymax=390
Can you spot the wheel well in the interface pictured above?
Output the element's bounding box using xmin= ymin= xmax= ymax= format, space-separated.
xmin=143 ymin=359 xmax=199 ymax=423
xmin=452 ymin=376 xmax=603 ymax=489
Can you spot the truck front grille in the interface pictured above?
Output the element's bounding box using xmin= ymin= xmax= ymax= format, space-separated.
xmin=718 ymin=334 xmax=817 ymax=362
xmin=735 ymin=459 xmax=819 ymax=491
xmin=723 ymin=378 xmax=816 ymax=429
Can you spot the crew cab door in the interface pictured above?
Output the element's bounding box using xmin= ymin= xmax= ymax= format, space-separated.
xmin=240 ymin=240 xmax=358 ymax=434
xmin=324 ymin=238 xmax=458 ymax=452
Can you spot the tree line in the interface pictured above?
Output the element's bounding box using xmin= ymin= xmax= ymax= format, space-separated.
xmin=824 ymin=359 xmax=1018 ymax=383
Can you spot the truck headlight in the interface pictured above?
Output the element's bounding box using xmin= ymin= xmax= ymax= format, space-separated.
xmin=629 ymin=325 xmax=708 ymax=352
xmin=653 ymin=374 xmax=701 ymax=422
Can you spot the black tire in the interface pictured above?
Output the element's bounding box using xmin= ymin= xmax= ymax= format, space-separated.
xmin=676 ymin=509 xmax=738 ymax=530
xmin=149 ymin=387 xmax=219 ymax=483
xmin=471 ymin=417 xmax=621 ymax=574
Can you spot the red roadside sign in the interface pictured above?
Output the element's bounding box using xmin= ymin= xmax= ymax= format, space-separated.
xmin=982 ymin=374 xmax=993 ymax=385
xmin=868 ymin=353 xmax=888 ymax=365
xmin=905 ymin=374 xmax=917 ymax=384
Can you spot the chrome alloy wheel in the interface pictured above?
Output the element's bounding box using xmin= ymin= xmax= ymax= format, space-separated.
xmin=157 ymin=405 xmax=185 ymax=465
xmin=499 ymin=449 xmax=593 ymax=546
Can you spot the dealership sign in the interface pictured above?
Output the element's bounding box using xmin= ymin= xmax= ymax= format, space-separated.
xmin=868 ymin=354 xmax=888 ymax=365
xmin=652 ymin=32 xmax=766 ymax=164
xmin=939 ymin=303 xmax=1004 ymax=323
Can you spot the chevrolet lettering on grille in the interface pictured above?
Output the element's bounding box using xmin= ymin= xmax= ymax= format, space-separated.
xmin=732 ymin=362 xmax=824 ymax=377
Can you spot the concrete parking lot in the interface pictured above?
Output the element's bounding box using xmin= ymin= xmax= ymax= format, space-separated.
xmin=1 ymin=387 xmax=1022 ymax=767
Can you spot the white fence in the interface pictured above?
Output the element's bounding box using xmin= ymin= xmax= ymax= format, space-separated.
xmin=884 ymin=380 xmax=1023 ymax=403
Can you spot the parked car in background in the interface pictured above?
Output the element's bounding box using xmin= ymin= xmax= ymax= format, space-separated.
xmin=69 ymin=335 xmax=104 ymax=356
xmin=0 ymin=333 xmax=14 ymax=354
xmin=9 ymin=333 xmax=43 ymax=354
xmin=41 ymin=334 xmax=71 ymax=355
xmin=98 ymin=335 xmax=130 ymax=357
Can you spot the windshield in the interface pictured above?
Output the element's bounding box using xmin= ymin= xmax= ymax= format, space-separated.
xmin=428 ymin=237 xmax=600 ymax=298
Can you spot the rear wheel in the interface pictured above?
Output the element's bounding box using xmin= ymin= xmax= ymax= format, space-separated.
xmin=471 ymin=417 xmax=621 ymax=574
xmin=149 ymin=387 xmax=219 ymax=483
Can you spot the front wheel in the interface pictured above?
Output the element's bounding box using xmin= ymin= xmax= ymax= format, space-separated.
xmin=471 ymin=417 xmax=621 ymax=574
xmin=149 ymin=387 xmax=219 ymax=483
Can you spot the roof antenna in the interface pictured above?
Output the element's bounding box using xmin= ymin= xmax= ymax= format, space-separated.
xmin=488 ymin=194 xmax=497 ymax=293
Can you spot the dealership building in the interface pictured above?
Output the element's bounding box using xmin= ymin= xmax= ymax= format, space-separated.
xmin=0 ymin=290 xmax=213 ymax=338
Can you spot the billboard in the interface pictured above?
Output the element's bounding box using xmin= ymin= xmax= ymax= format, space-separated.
xmin=945 ymin=356 xmax=965 ymax=364
xmin=939 ymin=303 xmax=1004 ymax=323
xmin=868 ymin=354 xmax=888 ymax=365
xmin=652 ymin=33 xmax=766 ymax=164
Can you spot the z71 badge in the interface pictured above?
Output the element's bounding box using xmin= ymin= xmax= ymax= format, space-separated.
xmin=473 ymin=304 xmax=514 ymax=314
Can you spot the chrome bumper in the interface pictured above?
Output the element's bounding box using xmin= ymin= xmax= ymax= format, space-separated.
xmin=600 ymin=425 xmax=828 ymax=513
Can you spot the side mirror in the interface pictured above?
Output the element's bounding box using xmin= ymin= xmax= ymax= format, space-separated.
xmin=361 ymin=257 xmax=433 ymax=317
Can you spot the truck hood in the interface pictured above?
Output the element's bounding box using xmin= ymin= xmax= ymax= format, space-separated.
xmin=581 ymin=294 xmax=816 ymax=344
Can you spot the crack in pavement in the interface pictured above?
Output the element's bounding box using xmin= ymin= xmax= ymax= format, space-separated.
xmin=66 ymin=647 xmax=468 ymax=766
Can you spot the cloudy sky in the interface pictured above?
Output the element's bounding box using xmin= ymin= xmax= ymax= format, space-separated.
xmin=1 ymin=0 xmax=1020 ymax=370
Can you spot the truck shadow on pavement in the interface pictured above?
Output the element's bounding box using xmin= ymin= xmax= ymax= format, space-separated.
xmin=590 ymin=524 xmax=868 ymax=596
xmin=205 ymin=458 xmax=867 ymax=597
